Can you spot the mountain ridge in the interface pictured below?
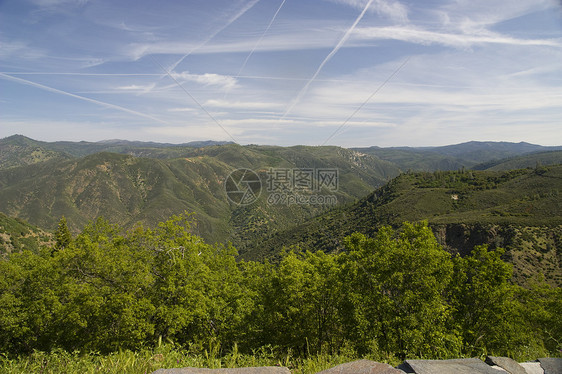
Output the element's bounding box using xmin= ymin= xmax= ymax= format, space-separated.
xmin=244 ymin=166 xmax=562 ymax=286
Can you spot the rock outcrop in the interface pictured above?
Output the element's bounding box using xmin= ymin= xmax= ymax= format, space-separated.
xmin=316 ymin=359 xmax=404 ymax=374
xmin=152 ymin=357 xmax=562 ymax=374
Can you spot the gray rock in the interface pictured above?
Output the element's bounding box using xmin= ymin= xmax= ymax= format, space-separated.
xmin=485 ymin=356 xmax=527 ymax=374
xmin=151 ymin=367 xmax=290 ymax=374
xmin=316 ymin=359 xmax=405 ymax=374
xmin=520 ymin=362 xmax=544 ymax=374
xmin=489 ymin=365 xmax=509 ymax=372
xmin=538 ymin=358 xmax=562 ymax=374
xmin=398 ymin=358 xmax=506 ymax=374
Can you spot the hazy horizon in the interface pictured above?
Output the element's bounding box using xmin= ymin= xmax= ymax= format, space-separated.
xmin=3 ymin=133 xmax=561 ymax=149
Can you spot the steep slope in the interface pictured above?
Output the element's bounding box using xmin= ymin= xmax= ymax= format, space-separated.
xmin=249 ymin=165 xmax=562 ymax=286
xmin=0 ymin=145 xmax=400 ymax=246
xmin=0 ymin=213 xmax=51 ymax=255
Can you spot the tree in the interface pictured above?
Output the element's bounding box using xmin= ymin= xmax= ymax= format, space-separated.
xmin=450 ymin=245 xmax=519 ymax=356
xmin=54 ymin=216 xmax=72 ymax=251
xmin=250 ymin=250 xmax=345 ymax=354
xmin=342 ymin=222 xmax=461 ymax=358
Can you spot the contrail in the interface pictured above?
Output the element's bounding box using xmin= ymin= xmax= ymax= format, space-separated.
xmin=281 ymin=0 xmax=375 ymax=119
xmin=320 ymin=56 xmax=410 ymax=146
xmin=167 ymin=0 xmax=261 ymax=73
xmin=0 ymin=73 xmax=170 ymax=125
xmin=235 ymin=0 xmax=286 ymax=79
xmin=0 ymin=72 xmax=162 ymax=76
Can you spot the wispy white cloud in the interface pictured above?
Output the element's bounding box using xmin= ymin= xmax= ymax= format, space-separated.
xmin=125 ymin=25 xmax=345 ymax=60
xmin=30 ymin=0 xmax=89 ymax=6
xmin=204 ymin=99 xmax=282 ymax=110
xmin=116 ymin=83 xmax=156 ymax=94
xmin=352 ymin=25 xmax=562 ymax=48
xmin=168 ymin=107 xmax=197 ymax=113
xmin=437 ymin=0 xmax=556 ymax=31
xmin=170 ymin=71 xmax=238 ymax=90
xmin=0 ymin=38 xmax=44 ymax=59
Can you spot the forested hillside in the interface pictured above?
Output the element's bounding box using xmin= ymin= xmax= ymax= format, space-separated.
xmin=250 ymin=166 xmax=562 ymax=286
xmin=0 ymin=137 xmax=399 ymax=248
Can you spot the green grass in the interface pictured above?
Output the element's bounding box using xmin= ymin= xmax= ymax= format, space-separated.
xmin=2 ymin=341 xmax=552 ymax=374
xmin=0 ymin=344 xmax=388 ymax=374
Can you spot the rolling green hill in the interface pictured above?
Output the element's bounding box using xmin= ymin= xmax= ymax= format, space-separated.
xmin=248 ymin=166 xmax=562 ymax=286
xmin=0 ymin=143 xmax=400 ymax=247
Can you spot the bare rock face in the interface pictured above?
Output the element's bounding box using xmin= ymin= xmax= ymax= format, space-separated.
xmin=398 ymin=358 xmax=507 ymax=374
xmin=485 ymin=356 xmax=527 ymax=374
xmin=316 ymin=359 xmax=405 ymax=374
xmin=151 ymin=367 xmax=290 ymax=374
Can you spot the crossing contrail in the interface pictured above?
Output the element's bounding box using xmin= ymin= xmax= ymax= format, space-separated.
xmin=235 ymin=0 xmax=286 ymax=79
xmin=280 ymin=0 xmax=375 ymax=120
xmin=167 ymin=0 xmax=261 ymax=73
xmin=320 ymin=55 xmax=410 ymax=146
xmin=0 ymin=73 xmax=170 ymax=125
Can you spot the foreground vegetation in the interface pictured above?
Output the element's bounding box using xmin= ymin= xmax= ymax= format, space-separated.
xmin=0 ymin=343 xmax=365 ymax=374
xmin=1 ymin=214 xmax=560 ymax=372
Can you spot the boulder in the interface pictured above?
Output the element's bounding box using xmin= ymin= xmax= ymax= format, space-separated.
xmin=151 ymin=367 xmax=290 ymax=374
xmin=316 ymin=359 xmax=405 ymax=374
xmin=520 ymin=362 xmax=544 ymax=374
xmin=485 ymin=356 xmax=527 ymax=374
xmin=538 ymin=358 xmax=562 ymax=374
xmin=398 ymin=358 xmax=506 ymax=374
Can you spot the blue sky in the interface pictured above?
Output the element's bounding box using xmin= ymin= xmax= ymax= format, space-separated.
xmin=1 ymin=0 xmax=561 ymax=147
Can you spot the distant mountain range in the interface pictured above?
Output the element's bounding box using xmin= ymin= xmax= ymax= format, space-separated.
xmin=353 ymin=141 xmax=562 ymax=171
